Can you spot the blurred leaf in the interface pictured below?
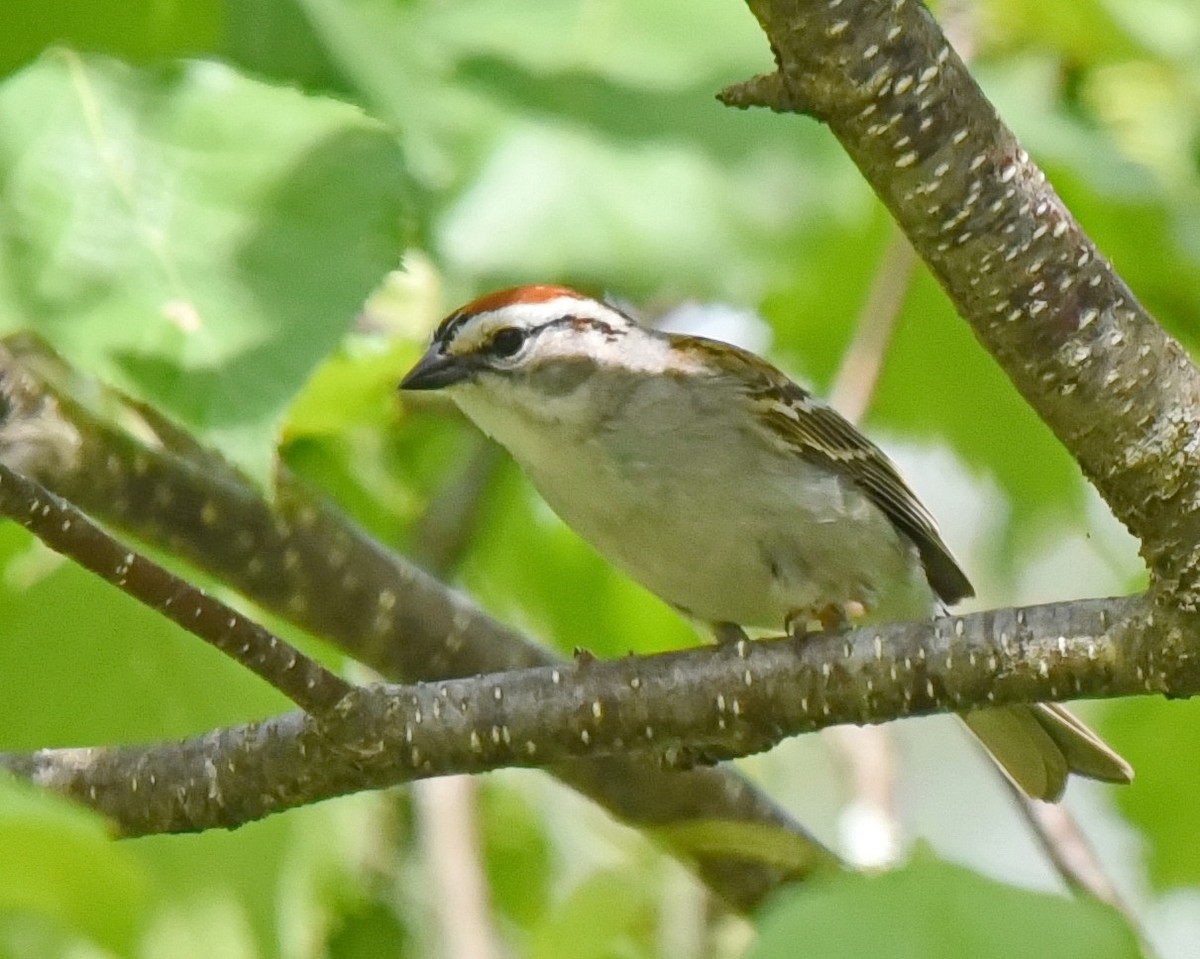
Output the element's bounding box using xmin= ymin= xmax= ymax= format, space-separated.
xmin=750 ymin=856 xmax=1141 ymax=959
xmin=436 ymin=120 xmax=864 ymax=301
xmin=480 ymin=781 xmax=551 ymax=929
xmin=529 ymin=869 xmax=654 ymax=959
xmin=136 ymin=892 xmax=259 ymax=959
xmin=286 ymin=335 xmax=416 ymax=440
xmin=1104 ymin=696 xmax=1200 ymax=889
xmin=0 ymin=50 xmax=409 ymax=485
xmin=0 ymin=775 xmax=146 ymax=953
xmin=286 ymin=0 xmax=865 ymax=301
xmin=0 ymin=517 xmax=299 ymax=957
xmin=326 ymin=897 xmax=409 ymax=959
xmin=651 ymin=819 xmax=826 ymax=876
xmin=762 ymin=213 xmax=893 ymax=386
xmin=0 ymin=0 xmax=222 ymax=78
xmin=977 ymin=0 xmax=1149 ymax=65
xmin=285 ymin=397 xmax=481 ymax=561
xmin=454 ymin=56 xmax=779 ymax=164
xmin=429 ymin=0 xmax=768 ymax=91
xmin=1099 ymin=0 xmax=1200 ymax=60
xmin=224 ymin=0 xmax=354 ymax=96
xmin=133 ymin=818 xmax=300 ymax=959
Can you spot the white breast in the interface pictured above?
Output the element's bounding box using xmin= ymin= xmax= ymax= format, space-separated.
xmin=452 ymin=372 xmax=932 ymax=630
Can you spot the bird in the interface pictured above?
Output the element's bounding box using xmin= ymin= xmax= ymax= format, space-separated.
xmin=398 ymin=283 xmax=1132 ymax=800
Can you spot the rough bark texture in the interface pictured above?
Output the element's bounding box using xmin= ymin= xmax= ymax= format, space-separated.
xmin=5 ymin=593 xmax=1190 ymax=838
xmin=0 ymin=337 xmax=834 ymax=911
xmin=727 ymin=0 xmax=1200 ymax=609
xmin=5 ymin=0 xmax=1200 ymax=916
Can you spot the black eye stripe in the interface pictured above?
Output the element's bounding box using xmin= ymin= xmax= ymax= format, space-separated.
xmin=432 ymin=311 xmax=466 ymax=347
xmin=433 ymin=311 xmax=621 ymax=359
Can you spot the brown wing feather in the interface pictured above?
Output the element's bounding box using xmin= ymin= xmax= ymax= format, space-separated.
xmin=680 ymin=336 xmax=974 ymax=606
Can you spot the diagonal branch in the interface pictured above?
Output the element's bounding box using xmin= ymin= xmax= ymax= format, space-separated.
xmin=0 ymin=461 xmax=354 ymax=716
xmin=724 ymin=0 xmax=1200 ymax=607
xmin=0 ymin=336 xmax=837 ymax=911
xmin=7 ymin=0 xmax=1196 ymax=918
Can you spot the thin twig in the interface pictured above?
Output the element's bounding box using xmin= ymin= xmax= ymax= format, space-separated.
xmin=997 ymin=771 xmax=1160 ymax=957
xmin=410 ymin=432 xmax=503 ymax=959
xmin=0 ymin=462 xmax=354 ymax=716
xmin=828 ymin=229 xmax=919 ymax=421
xmin=415 ymin=777 xmax=498 ymax=959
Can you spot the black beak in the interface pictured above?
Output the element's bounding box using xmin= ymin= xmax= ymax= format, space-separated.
xmin=398 ymin=348 xmax=474 ymax=391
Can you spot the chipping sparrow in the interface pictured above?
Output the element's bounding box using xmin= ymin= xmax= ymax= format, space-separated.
xmin=399 ymin=284 xmax=1132 ymax=800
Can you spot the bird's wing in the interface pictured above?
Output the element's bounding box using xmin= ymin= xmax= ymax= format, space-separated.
xmin=681 ymin=334 xmax=974 ymax=605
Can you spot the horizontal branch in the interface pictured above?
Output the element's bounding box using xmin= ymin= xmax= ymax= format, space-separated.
xmin=4 ymin=593 xmax=1186 ymax=839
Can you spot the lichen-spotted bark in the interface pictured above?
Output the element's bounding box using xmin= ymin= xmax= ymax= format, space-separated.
xmin=10 ymin=593 xmax=1195 ymax=844
xmin=0 ymin=337 xmax=836 ymax=911
xmin=731 ymin=0 xmax=1200 ymax=607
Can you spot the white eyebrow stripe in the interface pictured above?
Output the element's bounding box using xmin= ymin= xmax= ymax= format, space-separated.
xmin=446 ymin=296 xmax=630 ymax=356
xmin=476 ymin=296 xmax=617 ymax=329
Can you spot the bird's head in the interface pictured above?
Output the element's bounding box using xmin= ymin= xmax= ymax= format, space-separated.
xmin=399 ymin=285 xmax=681 ymax=435
xmin=399 ymin=284 xmax=646 ymax=390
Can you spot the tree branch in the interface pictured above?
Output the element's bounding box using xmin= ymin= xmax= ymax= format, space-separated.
xmin=3 ymin=593 xmax=1188 ymax=837
xmin=7 ymin=0 xmax=1197 ymax=920
xmin=0 ymin=335 xmax=836 ymax=911
xmin=0 ymin=461 xmax=353 ymax=716
xmin=724 ymin=0 xmax=1200 ymax=605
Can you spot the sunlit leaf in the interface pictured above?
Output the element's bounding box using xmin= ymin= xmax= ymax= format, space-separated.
xmin=0 ymin=50 xmax=409 ymax=484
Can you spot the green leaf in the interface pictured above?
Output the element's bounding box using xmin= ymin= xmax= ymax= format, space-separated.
xmin=481 ymin=780 xmax=552 ymax=929
xmin=428 ymin=0 xmax=769 ymax=91
xmin=1104 ymin=696 xmax=1200 ymax=889
xmin=0 ymin=50 xmax=409 ymax=484
xmin=750 ymin=856 xmax=1142 ymax=959
xmin=529 ymin=869 xmax=654 ymax=959
xmin=0 ymin=0 xmax=222 ymax=78
xmin=0 ymin=775 xmax=146 ymax=952
xmin=436 ymin=120 xmax=861 ymax=301
xmin=286 ymin=334 xmax=417 ymax=439
xmin=976 ymin=0 xmax=1149 ymax=65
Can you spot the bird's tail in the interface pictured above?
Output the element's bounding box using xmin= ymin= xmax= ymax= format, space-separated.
xmin=961 ymin=703 xmax=1133 ymax=801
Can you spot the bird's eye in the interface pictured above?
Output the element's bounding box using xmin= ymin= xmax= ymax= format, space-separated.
xmin=489 ymin=327 xmax=527 ymax=358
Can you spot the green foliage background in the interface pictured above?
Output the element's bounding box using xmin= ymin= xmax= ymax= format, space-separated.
xmin=0 ymin=0 xmax=1197 ymax=957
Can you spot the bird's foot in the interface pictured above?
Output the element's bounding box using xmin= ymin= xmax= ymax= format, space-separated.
xmin=712 ymin=622 xmax=751 ymax=645
xmin=785 ymin=603 xmax=857 ymax=638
